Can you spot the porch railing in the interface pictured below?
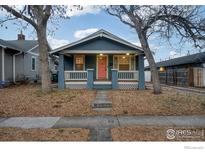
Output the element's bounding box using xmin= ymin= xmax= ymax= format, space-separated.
xmin=64 ymin=71 xmax=87 ymax=81
xmin=118 ymin=71 xmax=139 ymax=81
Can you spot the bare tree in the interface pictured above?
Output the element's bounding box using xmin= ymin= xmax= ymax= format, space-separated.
xmin=0 ymin=5 xmax=79 ymax=93
xmin=107 ymin=5 xmax=205 ymax=94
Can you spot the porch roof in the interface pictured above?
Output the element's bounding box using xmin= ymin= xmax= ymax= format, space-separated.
xmin=51 ymin=29 xmax=144 ymax=55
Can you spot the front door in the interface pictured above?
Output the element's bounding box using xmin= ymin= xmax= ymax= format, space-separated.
xmin=98 ymin=56 xmax=107 ymax=80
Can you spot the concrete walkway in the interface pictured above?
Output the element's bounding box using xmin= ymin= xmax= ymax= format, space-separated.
xmin=91 ymin=90 xmax=112 ymax=111
xmin=0 ymin=115 xmax=205 ymax=141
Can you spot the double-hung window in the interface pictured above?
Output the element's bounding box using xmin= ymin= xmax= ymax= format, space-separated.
xmin=74 ymin=55 xmax=84 ymax=70
xmin=31 ymin=56 xmax=36 ymax=71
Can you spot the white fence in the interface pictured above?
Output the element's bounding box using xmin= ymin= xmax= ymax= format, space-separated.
xmin=64 ymin=71 xmax=87 ymax=80
xmin=145 ymin=71 xmax=151 ymax=82
xmin=118 ymin=71 xmax=139 ymax=80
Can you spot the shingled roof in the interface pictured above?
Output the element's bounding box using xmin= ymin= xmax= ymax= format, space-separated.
xmin=155 ymin=52 xmax=205 ymax=68
xmin=51 ymin=29 xmax=144 ymax=54
xmin=0 ymin=39 xmax=38 ymax=54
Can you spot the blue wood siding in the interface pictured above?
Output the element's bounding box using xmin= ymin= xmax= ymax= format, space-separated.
xmin=108 ymin=55 xmax=113 ymax=80
xmin=68 ymin=38 xmax=136 ymax=51
xmin=64 ymin=55 xmax=73 ymax=70
xmin=85 ymin=55 xmax=96 ymax=80
xmin=135 ymin=55 xmax=139 ymax=70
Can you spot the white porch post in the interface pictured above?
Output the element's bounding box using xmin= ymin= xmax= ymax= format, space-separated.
xmin=2 ymin=48 xmax=5 ymax=81
xmin=13 ymin=55 xmax=16 ymax=82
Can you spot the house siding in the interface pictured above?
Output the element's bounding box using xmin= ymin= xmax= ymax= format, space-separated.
xmin=0 ymin=48 xmax=2 ymax=81
xmin=85 ymin=55 xmax=96 ymax=80
xmin=23 ymin=53 xmax=40 ymax=80
xmin=108 ymin=55 xmax=113 ymax=80
xmin=4 ymin=51 xmax=13 ymax=82
xmin=68 ymin=38 xmax=137 ymax=51
xmin=15 ymin=54 xmax=24 ymax=81
xmin=64 ymin=55 xmax=73 ymax=70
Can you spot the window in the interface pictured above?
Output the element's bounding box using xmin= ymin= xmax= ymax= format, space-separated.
xmin=113 ymin=55 xmax=135 ymax=71
xmin=75 ymin=55 xmax=84 ymax=70
xmin=31 ymin=57 xmax=36 ymax=71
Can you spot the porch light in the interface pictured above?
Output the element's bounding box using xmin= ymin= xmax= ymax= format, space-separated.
xmin=159 ymin=66 xmax=165 ymax=72
xmin=99 ymin=53 xmax=103 ymax=56
xmin=122 ymin=56 xmax=126 ymax=59
xmin=126 ymin=53 xmax=130 ymax=56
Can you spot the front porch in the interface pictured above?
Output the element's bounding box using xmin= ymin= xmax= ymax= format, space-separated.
xmin=58 ymin=53 xmax=145 ymax=90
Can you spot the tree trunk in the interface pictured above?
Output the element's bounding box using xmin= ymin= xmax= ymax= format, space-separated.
xmin=37 ymin=25 xmax=52 ymax=93
xmin=138 ymin=31 xmax=161 ymax=94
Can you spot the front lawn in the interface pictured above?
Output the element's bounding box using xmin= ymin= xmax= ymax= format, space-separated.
xmin=0 ymin=128 xmax=89 ymax=141
xmin=0 ymin=84 xmax=96 ymax=117
xmin=109 ymin=90 xmax=205 ymax=115
xmin=0 ymin=85 xmax=205 ymax=116
xmin=111 ymin=126 xmax=205 ymax=141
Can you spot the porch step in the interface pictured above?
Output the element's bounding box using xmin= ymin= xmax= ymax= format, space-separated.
xmin=92 ymin=103 xmax=112 ymax=108
xmin=93 ymin=84 xmax=112 ymax=90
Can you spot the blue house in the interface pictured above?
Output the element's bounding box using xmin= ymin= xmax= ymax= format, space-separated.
xmin=51 ymin=29 xmax=145 ymax=90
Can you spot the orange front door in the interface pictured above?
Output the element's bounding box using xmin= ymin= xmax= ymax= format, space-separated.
xmin=98 ymin=56 xmax=107 ymax=80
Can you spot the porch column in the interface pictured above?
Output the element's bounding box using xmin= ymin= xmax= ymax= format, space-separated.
xmin=111 ymin=69 xmax=118 ymax=89
xmin=87 ymin=69 xmax=94 ymax=89
xmin=138 ymin=54 xmax=145 ymax=90
xmin=58 ymin=54 xmax=65 ymax=89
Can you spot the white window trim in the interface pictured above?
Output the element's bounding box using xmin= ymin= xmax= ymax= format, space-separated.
xmin=113 ymin=55 xmax=135 ymax=71
xmin=73 ymin=55 xmax=85 ymax=71
xmin=31 ymin=56 xmax=36 ymax=71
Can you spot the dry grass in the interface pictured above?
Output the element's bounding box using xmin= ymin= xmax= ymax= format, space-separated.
xmin=0 ymin=128 xmax=89 ymax=141
xmin=0 ymin=84 xmax=96 ymax=117
xmin=109 ymin=90 xmax=205 ymax=115
xmin=0 ymin=85 xmax=205 ymax=116
xmin=111 ymin=126 xmax=205 ymax=141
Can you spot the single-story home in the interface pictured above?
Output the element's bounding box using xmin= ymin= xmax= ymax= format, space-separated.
xmin=51 ymin=29 xmax=145 ymax=90
xmin=146 ymin=52 xmax=205 ymax=87
xmin=0 ymin=32 xmax=56 ymax=85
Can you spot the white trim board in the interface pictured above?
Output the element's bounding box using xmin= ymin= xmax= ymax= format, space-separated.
xmin=62 ymin=50 xmax=139 ymax=54
xmin=26 ymin=45 xmax=39 ymax=56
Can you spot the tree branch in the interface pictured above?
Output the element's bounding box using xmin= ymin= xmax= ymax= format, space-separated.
xmin=1 ymin=5 xmax=38 ymax=29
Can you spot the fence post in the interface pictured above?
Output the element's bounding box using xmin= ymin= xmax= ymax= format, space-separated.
xmin=138 ymin=55 xmax=145 ymax=90
xmin=58 ymin=54 xmax=65 ymax=89
xmin=87 ymin=69 xmax=94 ymax=89
xmin=111 ymin=69 xmax=118 ymax=89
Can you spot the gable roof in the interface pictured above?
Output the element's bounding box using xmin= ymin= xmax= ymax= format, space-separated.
xmin=6 ymin=40 xmax=38 ymax=52
xmin=154 ymin=52 xmax=205 ymax=68
xmin=0 ymin=39 xmax=39 ymax=55
xmin=51 ymin=29 xmax=144 ymax=54
xmin=0 ymin=39 xmax=21 ymax=51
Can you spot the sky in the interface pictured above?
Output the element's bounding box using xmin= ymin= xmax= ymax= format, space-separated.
xmin=0 ymin=6 xmax=204 ymax=66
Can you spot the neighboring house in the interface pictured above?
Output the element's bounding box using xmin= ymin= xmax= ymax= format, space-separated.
xmin=0 ymin=33 xmax=56 ymax=85
xmin=146 ymin=52 xmax=205 ymax=87
xmin=51 ymin=29 xmax=145 ymax=90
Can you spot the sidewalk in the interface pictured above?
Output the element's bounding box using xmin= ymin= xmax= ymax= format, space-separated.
xmin=1 ymin=115 xmax=205 ymax=129
xmin=1 ymin=115 xmax=204 ymax=141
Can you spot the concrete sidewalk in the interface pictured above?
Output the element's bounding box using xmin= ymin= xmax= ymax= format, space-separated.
xmin=1 ymin=115 xmax=204 ymax=141
xmin=0 ymin=115 xmax=205 ymax=129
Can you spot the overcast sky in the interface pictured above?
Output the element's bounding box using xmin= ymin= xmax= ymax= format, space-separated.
xmin=0 ymin=6 xmax=203 ymax=65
